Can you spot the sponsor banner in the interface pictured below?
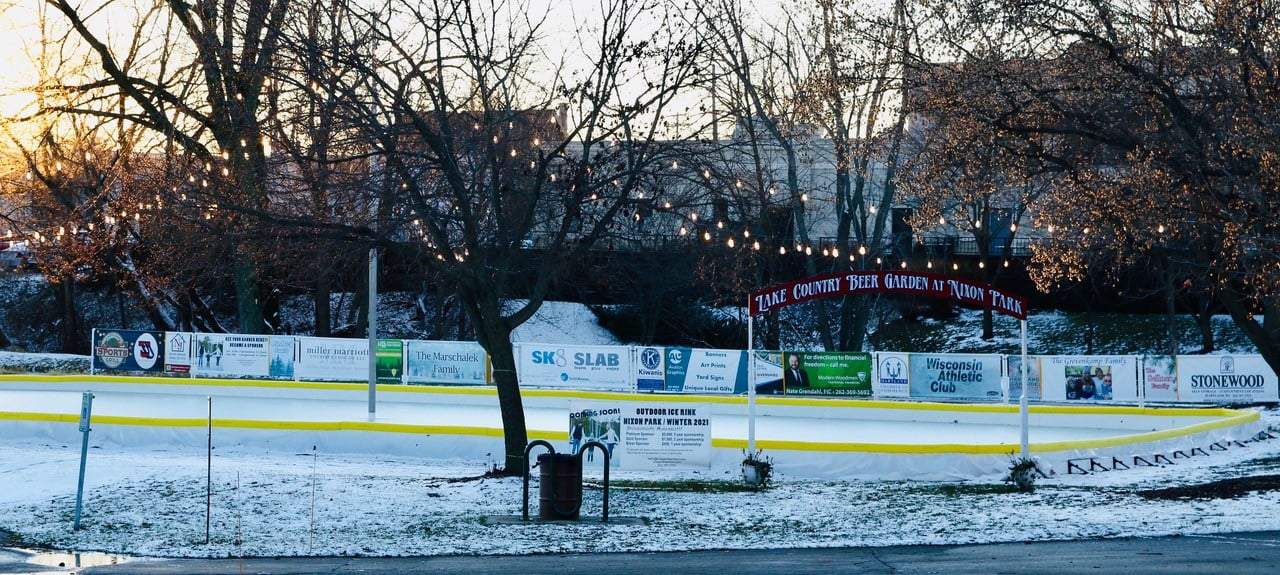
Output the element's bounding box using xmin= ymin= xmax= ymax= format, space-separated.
xmin=780 ymin=352 xmax=872 ymax=396
xmin=1176 ymin=355 xmax=1278 ymax=403
xmin=665 ymin=348 xmax=748 ymax=394
xmin=634 ymin=346 xmax=666 ymax=391
xmin=164 ymin=331 xmax=192 ymax=374
xmin=874 ymin=352 xmax=910 ymax=398
xmin=1040 ymin=355 xmax=1139 ymax=402
xmin=752 ymin=351 xmax=784 ymax=394
xmin=405 ymin=340 xmax=489 ymax=385
xmin=1005 ymin=355 xmax=1043 ymax=401
xmin=191 ymin=333 xmax=270 ymax=378
xmin=908 ymin=353 xmax=1003 ymax=401
xmin=516 ymin=344 xmax=632 ymax=391
xmin=93 ymin=329 xmax=164 ymax=373
xmin=296 ymin=337 xmax=372 ymax=381
xmin=376 ymin=339 xmax=403 ymax=384
xmin=1142 ymin=355 xmax=1178 ymax=402
xmin=569 ymin=401 xmax=712 ymax=469
xmin=269 ymin=336 xmax=296 ymax=379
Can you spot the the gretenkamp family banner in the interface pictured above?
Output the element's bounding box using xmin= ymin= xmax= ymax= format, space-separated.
xmin=1038 ymin=355 xmax=1139 ymax=402
xmin=908 ymin=353 xmax=1003 ymax=401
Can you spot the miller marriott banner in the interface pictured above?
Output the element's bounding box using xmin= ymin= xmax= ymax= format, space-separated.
xmin=1175 ymin=355 xmax=1278 ymax=403
xmin=750 ymin=271 xmax=1027 ymax=320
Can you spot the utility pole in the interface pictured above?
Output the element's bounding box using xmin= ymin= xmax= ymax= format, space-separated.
xmin=368 ymin=247 xmax=377 ymax=418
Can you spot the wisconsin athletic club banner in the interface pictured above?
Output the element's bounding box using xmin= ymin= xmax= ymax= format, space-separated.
xmin=749 ymin=271 xmax=1027 ymax=320
xmin=908 ymin=353 xmax=1004 ymax=401
xmin=93 ymin=329 xmax=164 ymax=373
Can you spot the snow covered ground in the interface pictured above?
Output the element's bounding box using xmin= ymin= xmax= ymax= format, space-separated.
xmin=1 ymin=411 xmax=1277 ymax=558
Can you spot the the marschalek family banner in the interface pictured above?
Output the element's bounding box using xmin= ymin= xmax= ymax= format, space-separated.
xmin=404 ymin=340 xmax=489 ymax=385
xmin=749 ymin=271 xmax=1027 ymax=320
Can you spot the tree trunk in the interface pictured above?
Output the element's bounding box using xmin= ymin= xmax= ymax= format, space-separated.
xmin=1165 ymin=271 xmax=1178 ymax=356
xmin=57 ymin=277 xmax=86 ymax=354
xmin=234 ymin=252 xmax=265 ymax=334
xmin=1196 ymin=302 xmax=1215 ymax=354
xmin=314 ymin=274 xmax=331 ymax=337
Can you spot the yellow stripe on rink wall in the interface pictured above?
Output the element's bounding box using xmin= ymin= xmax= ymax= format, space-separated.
xmin=0 ymin=407 xmax=1257 ymax=456
xmin=0 ymin=374 xmax=1243 ymax=418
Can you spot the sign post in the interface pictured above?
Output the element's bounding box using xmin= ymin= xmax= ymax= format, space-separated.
xmin=73 ymin=391 xmax=94 ymax=530
xmin=367 ymin=247 xmax=377 ymax=418
xmin=746 ymin=299 xmax=756 ymax=452
xmin=1019 ymin=320 xmax=1029 ymax=458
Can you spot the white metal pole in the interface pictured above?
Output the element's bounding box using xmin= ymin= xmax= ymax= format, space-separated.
xmin=747 ymin=300 xmax=756 ymax=453
xmin=1019 ymin=319 xmax=1029 ymax=459
xmin=368 ymin=247 xmax=378 ymax=418
xmin=205 ymin=396 xmax=212 ymax=545
xmin=89 ymin=328 xmax=96 ymax=375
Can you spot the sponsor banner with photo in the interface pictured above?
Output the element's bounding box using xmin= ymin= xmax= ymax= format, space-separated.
xmin=1142 ymin=355 xmax=1178 ymax=402
xmin=1004 ymin=355 xmax=1042 ymax=401
xmin=163 ymin=331 xmax=192 ymax=374
xmin=268 ymin=335 xmax=296 ymax=379
xmin=777 ymin=352 xmax=872 ymax=396
xmin=93 ymin=329 xmax=165 ymax=373
xmin=296 ymin=336 xmax=371 ymax=381
xmin=1039 ymin=355 xmax=1139 ymax=402
xmin=874 ymin=352 xmax=910 ymax=398
xmin=568 ymin=401 xmax=712 ymax=469
xmin=908 ymin=353 xmax=1003 ymax=401
xmin=515 ymin=343 xmax=632 ymax=391
xmin=752 ymin=351 xmax=784 ymax=394
xmin=405 ymin=340 xmax=489 ymax=385
xmin=376 ymin=339 xmax=404 ymax=384
xmin=664 ymin=348 xmax=748 ymax=394
xmin=634 ymin=346 xmax=666 ymax=391
xmin=1176 ymin=355 xmax=1278 ymax=403
xmin=191 ymin=333 xmax=270 ymax=378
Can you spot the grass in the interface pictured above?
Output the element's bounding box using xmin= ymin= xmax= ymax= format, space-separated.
xmin=905 ymin=483 xmax=1023 ymax=497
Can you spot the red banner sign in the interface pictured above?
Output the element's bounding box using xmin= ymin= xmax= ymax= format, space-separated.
xmin=749 ymin=271 xmax=1027 ymax=320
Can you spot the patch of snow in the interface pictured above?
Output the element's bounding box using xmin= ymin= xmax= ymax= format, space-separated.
xmin=0 ymin=351 xmax=89 ymax=373
xmin=508 ymin=300 xmax=621 ymax=345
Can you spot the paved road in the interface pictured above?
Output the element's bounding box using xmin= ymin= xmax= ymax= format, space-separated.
xmin=0 ymin=531 xmax=1271 ymax=575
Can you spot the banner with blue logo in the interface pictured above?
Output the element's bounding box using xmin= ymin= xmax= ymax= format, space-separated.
xmin=874 ymin=352 xmax=910 ymax=398
xmin=664 ymin=348 xmax=748 ymax=394
xmin=515 ymin=343 xmax=632 ymax=391
xmin=634 ymin=346 xmax=665 ymax=391
xmin=908 ymin=353 xmax=1004 ymax=401
xmin=93 ymin=329 xmax=165 ymax=373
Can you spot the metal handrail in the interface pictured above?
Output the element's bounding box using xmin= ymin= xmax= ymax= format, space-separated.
xmin=521 ymin=440 xmax=556 ymax=521
xmin=577 ymin=440 xmax=611 ymax=522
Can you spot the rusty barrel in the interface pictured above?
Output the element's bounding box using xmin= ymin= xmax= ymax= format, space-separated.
xmin=537 ymin=452 xmax=582 ymax=520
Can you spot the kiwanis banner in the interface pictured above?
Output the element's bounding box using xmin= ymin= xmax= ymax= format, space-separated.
xmin=874 ymin=352 xmax=910 ymax=398
xmin=908 ymin=353 xmax=1003 ymax=401
xmin=1175 ymin=354 xmax=1278 ymax=403
xmin=1039 ymin=355 xmax=1139 ymax=402
xmin=1142 ymin=355 xmax=1178 ymax=402
xmin=664 ymin=348 xmax=749 ymax=394
xmin=296 ymin=336 xmax=371 ymax=381
xmin=404 ymin=340 xmax=489 ymax=385
xmin=92 ymin=329 xmax=165 ymax=373
xmin=515 ymin=343 xmax=632 ymax=391
xmin=568 ymin=401 xmax=712 ymax=468
xmin=190 ymin=333 xmax=270 ymax=378
xmin=778 ymin=352 xmax=872 ymax=396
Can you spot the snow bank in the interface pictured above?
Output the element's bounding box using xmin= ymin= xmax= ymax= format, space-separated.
xmin=0 ymin=351 xmax=89 ymax=374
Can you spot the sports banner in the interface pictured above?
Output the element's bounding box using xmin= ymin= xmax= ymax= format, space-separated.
xmin=163 ymin=331 xmax=192 ymax=374
xmin=1176 ymin=354 xmax=1278 ymax=403
xmin=1141 ymin=355 xmax=1178 ymax=402
xmin=664 ymin=348 xmax=748 ymax=394
xmin=376 ymin=339 xmax=403 ymax=384
xmin=268 ymin=335 xmax=296 ymax=379
xmin=191 ymin=333 xmax=270 ymax=378
xmin=874 ymin=352 xmax=910 ymax=398
xmin=1039 ymin=355 xmax=1139 ymax=402
xmin=515 ymin=343 xmax=632 ymax=391
xmin=634 ymin=346 xmax=666 ymax=391
xmin=405 ymin=340 xmax=489 ymax=385
xmin=568 ymin=401 xmax=712 ymax=469
xmin=1004 ymin=355 xmax=1043 ymax=401
xmin=779 ymin=351 xmax=872 ymax=396
xmin=93 ymin=329 xmax=164 ymax=373
xmin=908 ymin=353 xmax=1003 ymax=401
xmin=296 ymin=336 xmax=371 ymax=381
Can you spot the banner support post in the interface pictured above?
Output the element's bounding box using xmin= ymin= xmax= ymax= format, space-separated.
xmin=73 ymin=391 xmax=94 ymax=530
xmin=747 ymin=300 xmax=756 ymax=453
xmin=1019 ymin=319 xmax=1029 ymax=459
xmin=89 ymin=328 xmax=96 ymax=375
xmin=367 ymin=247 xmax=378 ymax=419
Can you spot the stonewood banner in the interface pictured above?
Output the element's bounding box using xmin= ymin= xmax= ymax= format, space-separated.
xmin=749 ymin=271 xmax=1027 ymax=319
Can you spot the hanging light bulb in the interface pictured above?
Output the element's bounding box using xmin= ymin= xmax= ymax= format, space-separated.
xmin=743 ymin=230 xmax=750 ymax=238
xmin=703 ymin=231 xmax=711 ymax=241
xmin=679 ymin=226 xmax=688 ymax=236
xmin=800 ymin=193 xmax=809 ymax=202
xmin=804 ymin=246 xmax=812 ymax=255
xmin=858 ymin=245 xmax=867 ymax=256
xmin=727 ymin=237 xmax=735 ymax=248
xmin=979 ymin=261 xmax=986 ymax=268
xmin=691 ymin=213 xmax=699 ymax=222
xmin=939 ymin=216 xmax=946 ymax=225
xmin=1157 ymin=224 xmax=1165 ymax=234
xmin=832 ymin=248 xmax=839 ymax=257
xmin=779 ymin=246 xmax=787 ymax=255
xmin=876 ymin=257 xmax=882 ymax=265
xmin=900 ymin=261 xmax=907 ymax=269
xmin=1009 ymin=223 xmax=1017 ymax=232
xmin=1083 ymin=227 xmax=1090 ymax=234
xmin=1047 ymin=224 xmax=1055 ymax=233
xmin=1003 ymin=260 xmax=1010 ymax=267
xmin=974 ymin=220 xmax=981 ymax=229
xmin=753 ymin=240 xmax=760 ymax=251
xmin=952 ymin=262 xmax=959 ymax=270
xmin=822 ymin=248 xmax=830 ymax=257
xmin=868 ymin=205 xmax=877 ymax=214
xmin=716 ymin=221 xmax=724 ymax=229
xmin=927 ymin=261 xmax=933 ymax=269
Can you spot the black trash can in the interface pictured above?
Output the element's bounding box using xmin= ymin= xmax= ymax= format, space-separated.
xmin=537 ymin=453 xmax=582 ymax=520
